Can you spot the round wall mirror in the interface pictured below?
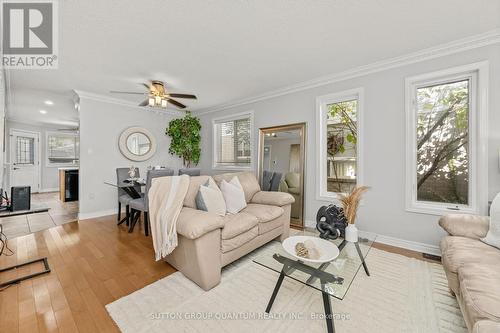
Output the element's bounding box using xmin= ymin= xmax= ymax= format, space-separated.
xmin=119 ymin=127 xmax=157 ymax=161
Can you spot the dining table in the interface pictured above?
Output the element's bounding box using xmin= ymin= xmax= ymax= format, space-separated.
xmin=103 ymin=179 xmax=145 ymax=231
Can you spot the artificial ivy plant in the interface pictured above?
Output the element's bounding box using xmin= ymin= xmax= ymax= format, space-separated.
xmin=165 ymin=112 xmax=201 ymax=168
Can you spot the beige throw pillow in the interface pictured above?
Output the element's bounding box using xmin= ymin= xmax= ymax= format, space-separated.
xmin=195 ymin=178 xmax=226 ymax=216
xmin=220 ymin=176 xmax=247 ymax=214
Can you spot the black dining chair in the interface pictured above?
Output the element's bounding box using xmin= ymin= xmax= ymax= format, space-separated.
xmin=116 ymin=167 xmax=141 ymax=226
xmin=128 ymin=168 xmax=174 ymax=235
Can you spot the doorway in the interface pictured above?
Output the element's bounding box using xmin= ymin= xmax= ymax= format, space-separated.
xmin=9 ymin=129 xmax=40 ymax=192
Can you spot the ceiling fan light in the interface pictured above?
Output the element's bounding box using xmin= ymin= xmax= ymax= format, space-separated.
xmin=161 ymin=99 xmax=167 ymax=108
xmin=148 ymin=97 xmax=155 ymax=106
xmin=155 ymin=96 xmax=161 ymax=105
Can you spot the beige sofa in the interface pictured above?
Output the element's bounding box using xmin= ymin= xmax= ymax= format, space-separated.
xmin=439 ymin=214 xmax=500 ymax=333
xmin=165 ymin=171 xmax=295 ymax=291
xmin=279 ymin=172 xmax=301 ymax=219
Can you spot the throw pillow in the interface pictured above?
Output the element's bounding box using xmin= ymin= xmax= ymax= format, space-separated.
xmin=482 ymin=192 xmax=500 ymax=249
xmin=220 ymin=176 xmax=247 ymax=214
xmin=195 ymin=178 xmax=226 ymax=216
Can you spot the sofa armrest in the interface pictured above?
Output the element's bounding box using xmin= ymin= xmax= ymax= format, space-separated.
xmin=251 ymin=191 xmax=295 ymax=207
xmin=177 ymin=207 xmax=225 ymax=240
xmin=439 ymin=214 xmax=489 ymax=239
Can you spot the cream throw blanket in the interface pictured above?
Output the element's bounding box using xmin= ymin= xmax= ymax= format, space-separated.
xmin=148 ymin=175 xmax=190 ymax=261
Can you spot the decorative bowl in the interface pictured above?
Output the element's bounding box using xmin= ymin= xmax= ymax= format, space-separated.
xmin=282 ymin=235 xmax=340 ymax=263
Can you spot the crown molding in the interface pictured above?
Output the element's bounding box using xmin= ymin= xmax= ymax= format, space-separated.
xmin=74 ymin=90 xmax=186 ymax=117
xmin=6 ymin=116 xmax=79 ymax=128
xmin=196 ymin=28 xmax=500 ymax=115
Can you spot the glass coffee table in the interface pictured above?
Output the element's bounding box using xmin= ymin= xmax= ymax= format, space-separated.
xmin=253 ymin=228 xmax=376 ymax=333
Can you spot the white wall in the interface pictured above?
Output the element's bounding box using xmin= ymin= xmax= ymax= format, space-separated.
xmin=197 ymin=44 xmax=500 ymax=252
xmin=5 ymin=120 xmax=75 ymax=191
xmin=264 ymin=138 xmax=300 ymax=175
xmin=78 ymin=97 xmax=184 ymax=218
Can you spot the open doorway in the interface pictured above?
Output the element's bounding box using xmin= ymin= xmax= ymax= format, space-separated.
xmin=0 ymin=89 xmax=79 ymax=238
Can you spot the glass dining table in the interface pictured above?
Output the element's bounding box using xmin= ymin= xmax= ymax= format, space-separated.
xmin=103 ymin=179 xmax=145 ymax=229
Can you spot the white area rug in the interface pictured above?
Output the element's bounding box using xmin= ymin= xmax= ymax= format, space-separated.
xmin=106 ymin=242 xmax=467 ymax=333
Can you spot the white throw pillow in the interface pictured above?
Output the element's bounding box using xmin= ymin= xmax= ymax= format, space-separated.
xmin=482 ymin=192 xmax=500 ymax=249
xmin=195 ymin=178 xmax=226 ymax=216
xmin=220 ymin=176 xmax=247 ymax=214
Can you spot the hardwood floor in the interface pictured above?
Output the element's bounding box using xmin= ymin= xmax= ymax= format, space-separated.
xmin=0 ymin=215 xmax=440 ymax=332
xmin=0 ymin=215 xmax=176 ymax=333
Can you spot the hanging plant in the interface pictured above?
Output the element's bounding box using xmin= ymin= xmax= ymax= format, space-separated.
xmin=165 ymin=112 xmax=201 ymax=168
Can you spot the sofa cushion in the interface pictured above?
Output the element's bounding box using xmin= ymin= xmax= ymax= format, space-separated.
xmin=221 ymin=226 xmax=258 ymax=253
xmin=251 ymin=191 xmax=295 ymax=206
xmin=440 ymin=236 xmax=500 ymax=274
xmin=220 ymin=177 xmax=247 ymax=214
xmin=221 ymin=212 xmax=258 ymax=240
xmin=241 ymin=204 xmax=283 ymax=223
xmin=285 ymin=172 xmax=300 ymax=188
xmin=473 ymin=320 xmax=500 ymax=333
xmin=458 ymin=264 xmax=500 ymax=326
xmin=176 ymin=207 xmax=224 ymax=240
xmin=183 ymin=175 xmax=211 ymax=209
xmin=213 ymin=172 xmax=261 ymax=203
xmin=196 ymin=178 xmax=226 ymax=216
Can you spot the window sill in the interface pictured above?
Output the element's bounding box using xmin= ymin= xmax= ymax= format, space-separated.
xmin=405 ymin=204 xmax=478 ymax=217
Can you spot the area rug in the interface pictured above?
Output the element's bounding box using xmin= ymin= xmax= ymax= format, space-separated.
xmin=106 ymin=242 xmax=467 ymax=333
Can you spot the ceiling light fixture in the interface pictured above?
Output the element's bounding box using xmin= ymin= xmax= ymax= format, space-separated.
xmin=39 ymin=110 xmax=47 ymax=114
xmin=44 ymin=100 xmax=54 ymax=105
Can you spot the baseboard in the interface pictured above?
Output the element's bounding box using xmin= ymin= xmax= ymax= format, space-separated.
xmin=78 ymin=208 xmax=121 ymax=221
xmin=304 ymin=219 xmax=440 ymax=256
xmin=370 ymin=233 xmax=440 ymax=256
xmin=38 ymin=188 xmax=59 ymax=193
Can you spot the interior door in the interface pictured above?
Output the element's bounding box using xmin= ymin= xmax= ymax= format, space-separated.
xmin=10 ymin=130 xmax=40 ymax=192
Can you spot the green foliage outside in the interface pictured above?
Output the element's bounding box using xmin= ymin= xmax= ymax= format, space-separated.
xmin=165 ymin=112 xmax=201 ymax=168
xmin=416 ymin=80 xmax=469 ymax=204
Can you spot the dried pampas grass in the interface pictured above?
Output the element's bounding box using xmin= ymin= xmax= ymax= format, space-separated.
xmin=339 ymin=186 xmax=369 ymax=224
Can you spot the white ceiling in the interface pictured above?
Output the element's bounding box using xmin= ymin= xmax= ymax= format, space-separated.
xmin=6 ymin=0 xmax=500 ymax=122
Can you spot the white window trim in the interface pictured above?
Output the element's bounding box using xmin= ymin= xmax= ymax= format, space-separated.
xmin=316 ymin=88 xmax=364 ymax=202
xmin=46 ymin=131 xmax=79 ymax=168
xmin=405 ymin=61 xmax=489 ymax=216
xmin=212 ymin=111 xmax=254 ymax=171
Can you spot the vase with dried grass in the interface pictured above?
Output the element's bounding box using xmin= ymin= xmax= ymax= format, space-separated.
xmin=339 ymin=186 xmax=369 ymax=242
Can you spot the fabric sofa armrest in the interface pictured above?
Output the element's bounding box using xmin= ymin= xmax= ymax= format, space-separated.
xmin=251 ymin=191 xmax=295 ymax=207
xmin=177 ymin=207 xmax=225 ymax=240
xmin=438 ymin=214 xmax=489 ymax=239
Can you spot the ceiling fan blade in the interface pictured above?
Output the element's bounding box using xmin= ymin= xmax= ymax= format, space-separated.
xmin=110 ymin=90 xmax=146 ymax=95
xmin=144 ymin=82 xmax=157 ymax=93
xmin=167 ymin=98 xmax=186 ymax=109
xmin=139 ymin=99 xmax=149 ymax=107
xmin=168 ymin=93 xmax=197 ymax=99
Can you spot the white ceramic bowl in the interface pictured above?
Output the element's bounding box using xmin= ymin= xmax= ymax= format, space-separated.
xmin=282 ymin=236 xmax=340 ymax=263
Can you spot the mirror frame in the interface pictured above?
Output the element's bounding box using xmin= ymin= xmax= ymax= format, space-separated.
xmin=258 ymin=122 xmax=306 ymax=230
xmin=118 ymin=126 xmax=157 ymax=162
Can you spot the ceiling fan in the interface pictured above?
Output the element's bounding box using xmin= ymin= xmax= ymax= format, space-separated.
xmin=110 ymin=80 xmax=197 ymax=109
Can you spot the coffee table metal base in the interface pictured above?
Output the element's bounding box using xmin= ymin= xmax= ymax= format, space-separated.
xmin=263 ymin=240 xmax=370 ymax=333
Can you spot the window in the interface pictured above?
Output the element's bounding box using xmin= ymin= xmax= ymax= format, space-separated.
xmin=405 ymin=62 xmax=488 ymax=215
xmin=46 ymin=132 xmax=79 ymax=166
xmin=213 ymin=112 xmax=253 ymax=169
xmin=316 ymin=88 xmax=363 ymax=200
xmin=16 ymin=136 xmax=35 ymax=165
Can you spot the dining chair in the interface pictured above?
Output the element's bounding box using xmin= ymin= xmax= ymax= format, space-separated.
xmin=128 ymin=168 xmax=174 ymax=235
xmin=116 ymin=167 xmax=141 ymax=226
